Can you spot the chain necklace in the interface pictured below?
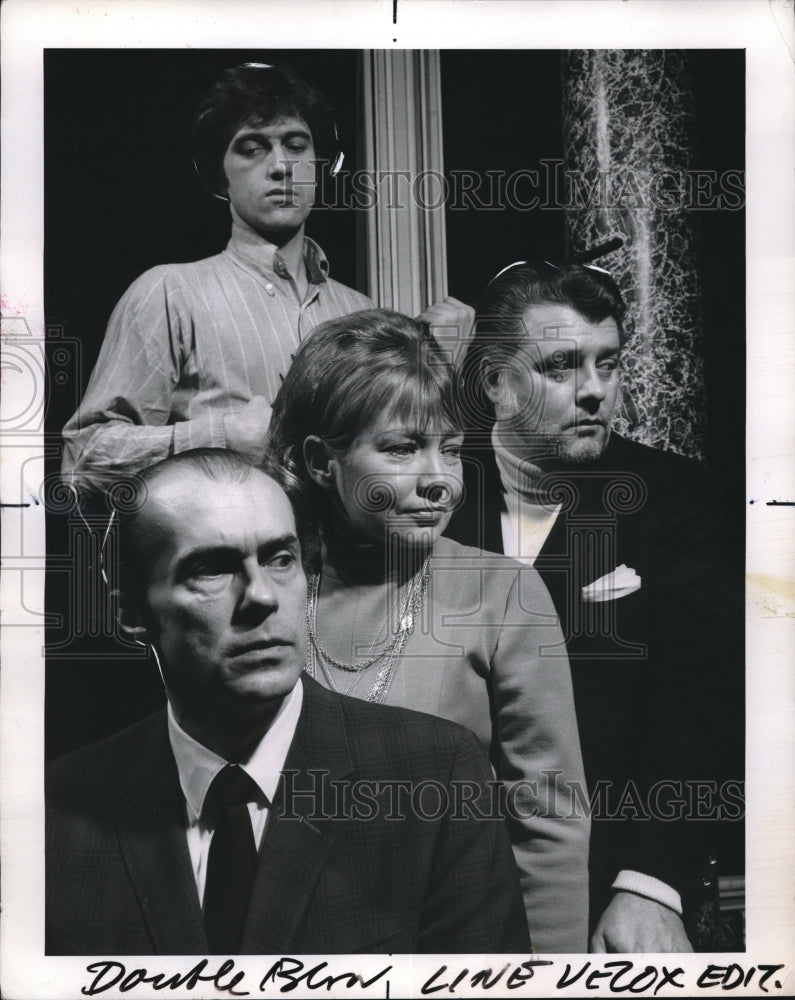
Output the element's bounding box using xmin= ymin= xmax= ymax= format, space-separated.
xmin=305 ymin=553 xmax=431 ymax=703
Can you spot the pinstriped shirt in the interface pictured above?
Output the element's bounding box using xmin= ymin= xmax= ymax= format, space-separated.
xmin=61 ymin=219 xmax=372 ymax=491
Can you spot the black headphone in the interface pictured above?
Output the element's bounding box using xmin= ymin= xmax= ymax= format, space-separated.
xmin=192 ymin=62 xmax=344 ymax=202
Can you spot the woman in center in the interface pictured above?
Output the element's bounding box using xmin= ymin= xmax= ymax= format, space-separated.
xmin=269 ymin=308 xmax=589 ymax=953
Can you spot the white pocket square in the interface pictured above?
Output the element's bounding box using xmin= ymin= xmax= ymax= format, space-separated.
xmin=582 ymin=564 xmax=641 ymax=602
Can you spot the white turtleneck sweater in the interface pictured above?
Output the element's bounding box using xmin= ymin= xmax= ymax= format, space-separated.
xmin=492 ymin=426 xmax=563 ymax=563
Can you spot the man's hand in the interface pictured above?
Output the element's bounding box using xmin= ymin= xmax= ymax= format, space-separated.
xmin=590 ymin=892 xmax=693 ymax=953
xmin=416 ymin=296 xmax=475 ymax=357
xmin=223 ymin=396 xmax=272 ymax=465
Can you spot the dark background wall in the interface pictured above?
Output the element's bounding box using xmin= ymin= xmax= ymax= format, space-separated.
xmin=45 ymin=49 xmax=744 ymax=766
xmin=441 ymin=49 xmax=745 ymax=538
xmin=44 ymin=48 xmax=363 ymax=385
xmin=44 ymin=48 xmax=366 ymax=760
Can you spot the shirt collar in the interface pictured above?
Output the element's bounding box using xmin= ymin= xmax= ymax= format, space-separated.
xmin=167 ymin=678 xmax=304 ymax=823
xmin=224 ymin=215 xmax=329 ymax=285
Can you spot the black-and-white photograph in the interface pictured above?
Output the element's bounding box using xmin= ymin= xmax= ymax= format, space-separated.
xmin=1 ymin=2 xmax=793 ymax=998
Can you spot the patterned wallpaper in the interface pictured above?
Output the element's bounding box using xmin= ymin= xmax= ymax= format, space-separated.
xmin=562 ymin=50 xmax=705 ymax=460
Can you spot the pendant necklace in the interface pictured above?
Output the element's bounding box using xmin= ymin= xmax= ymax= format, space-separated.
xmin=305 ymin=553 xmax=431 ymax=703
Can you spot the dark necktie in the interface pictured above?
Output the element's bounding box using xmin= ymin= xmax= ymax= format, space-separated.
xmin=203 ymin=763 xmax=260 ymax=954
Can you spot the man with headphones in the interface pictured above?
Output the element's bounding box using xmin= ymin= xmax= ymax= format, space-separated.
xmin=63 ymin=63 xmax=452 ymax=496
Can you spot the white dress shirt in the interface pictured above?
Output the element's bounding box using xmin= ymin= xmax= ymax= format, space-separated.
xmin=167 ymin=679 xmax=303 ymax=902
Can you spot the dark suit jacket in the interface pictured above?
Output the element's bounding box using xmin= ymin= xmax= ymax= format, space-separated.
xmin=448 ymin=433 xmax=744 ymax=927
xmin=46 ymin=676 xmax=530 ymax=955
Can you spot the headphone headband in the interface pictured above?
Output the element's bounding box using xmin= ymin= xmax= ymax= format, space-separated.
xmin=192 ymin=62 xmax=344 ymax=199
xmin=486 ymin=239 xmax=624 ymax=286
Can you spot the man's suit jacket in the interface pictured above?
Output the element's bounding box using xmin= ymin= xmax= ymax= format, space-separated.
xmin=448 ymin=433 xmax=744 ymax=927
xmin=46 ymin=676 xmax=530 ymax=955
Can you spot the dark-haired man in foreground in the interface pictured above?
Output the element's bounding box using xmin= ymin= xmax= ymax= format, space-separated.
xmin=46 ymin=449 xmax=530 ymax=955
xmin=449 ymin=261 xmax=743 ymax=953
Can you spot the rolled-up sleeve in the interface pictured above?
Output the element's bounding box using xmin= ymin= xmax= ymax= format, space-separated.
xmin=61 ymin=268 xmax=227 ymax=494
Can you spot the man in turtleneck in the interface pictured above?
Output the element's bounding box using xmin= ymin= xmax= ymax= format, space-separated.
xmin=448 ymin=260 xmax=743 ymax=953
xmin=61 ymin=62 xmax=472 ymax=497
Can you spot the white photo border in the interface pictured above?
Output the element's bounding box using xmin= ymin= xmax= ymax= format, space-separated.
xmin=1 ymin=1 xmax=793 ymax=997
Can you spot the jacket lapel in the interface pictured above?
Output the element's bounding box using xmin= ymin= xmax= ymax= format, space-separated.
xmin=535 ymin=466 xmax=608 ymax=631
xmin=535 ymin=447 xmax=646 ymax=659
xmin=241 ymin=677 xmax=353 ymax=954
xmin=455 ymin=444 xmax=506 ymax=554
xmin=116 ymin=713 xmax=208 ymax=954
